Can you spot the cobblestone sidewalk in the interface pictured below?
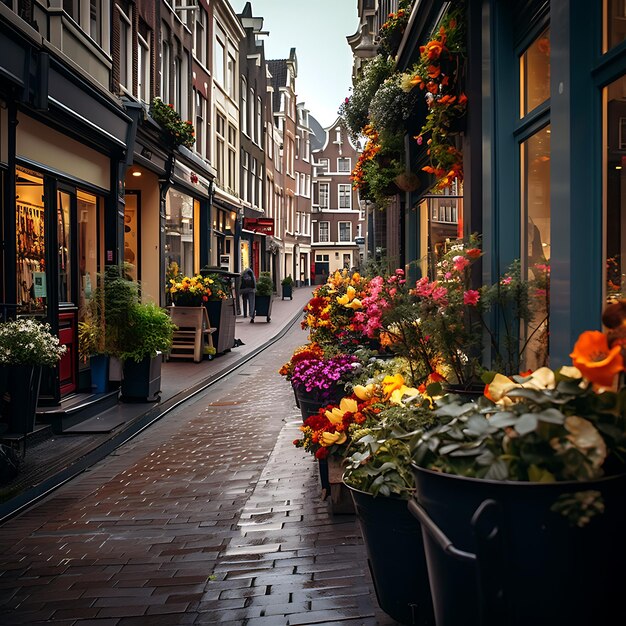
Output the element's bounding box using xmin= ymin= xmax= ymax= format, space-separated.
xmin=0 ymin=321 xmax=400 ymax=625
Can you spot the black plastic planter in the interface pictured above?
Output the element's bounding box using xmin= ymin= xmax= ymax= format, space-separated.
xmin=409 ymin=465 xmax=626 ymax=626
xmin=121 ymin=353 xmax=162 ymax=402
xmin=348 ymin=486 xmax=435 ymax=626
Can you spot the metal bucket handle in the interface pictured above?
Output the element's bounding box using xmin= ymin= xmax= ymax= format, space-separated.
xmin=408 ymin=498 xmax=507 ymax=626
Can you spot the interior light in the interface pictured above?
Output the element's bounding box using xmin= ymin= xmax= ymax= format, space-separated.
xmin=132 ymin=170 xmax=142 ymax=177
xmin=617 ymin=166 xmax=623 ymax=170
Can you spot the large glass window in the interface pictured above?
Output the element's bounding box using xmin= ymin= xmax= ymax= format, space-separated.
xmin=78 ymin=190 xmax=100 ymax=318
xmin=165 ymin=189 xmax=194 ymax=279
xmin=521 ymin=125 xmax=551 ymax=370
xmin=194 ymin=4 xmax=207 ymax=66
xmin=57 ymin=190 xmax=73 ymax=304
xmin=605 ymin=74 xmax=626 ymax=303
xmin=16 ymin=167 xmax=46 ymax=314
xmin=520 ymin=27 xmax=550 ymax=117
xmin=339 ymin=221 xmax=352 ymax=242
xmin=606 ymin=0 xmax=626 ymax=51
xmin=118 ymin=4 xmax=132 ymax=92
xmin=137 ymin=27 xmax=151 ymax=103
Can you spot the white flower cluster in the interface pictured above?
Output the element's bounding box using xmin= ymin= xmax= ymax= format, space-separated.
xmin=0 ymin=318 xmax=67 ymax=366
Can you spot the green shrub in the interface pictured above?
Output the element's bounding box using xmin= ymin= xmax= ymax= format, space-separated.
xmin=118 ymin=302 xmax=176 ymax=363
xmin=256 ymin=271 xmax=274 ymax=297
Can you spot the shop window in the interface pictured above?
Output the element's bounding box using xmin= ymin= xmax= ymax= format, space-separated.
xmin=520 ymin=27 xmax=550 ymax=117
xmin=606 ymin=0 xmax=626 ymax=51
xmin=123 ymin=191 xmax=139 ymax=282
xmin=16 ymin=167 xmax=46 ymax=315
xmin=165 ymin=189 xmax=194 ymax=280
xmin=521 ymin=125 xmax=551 ymax=370
xmin=57 ymin=190 xmax=73 ymax=304
xmin=78 ymin=190 xmax=100 ymax=319
xmin=605 ymin=74 xmax=626 ymax=303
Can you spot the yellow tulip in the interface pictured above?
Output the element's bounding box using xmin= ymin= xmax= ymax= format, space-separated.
xmin=325 ymin=407 xmax=345 ymax=425
xmin=382 ymin=374 xmax=405 ymax=398
xmin=353 ymin=384 xmax=375 ymax=401
xmin=339 ymin=397 xmax=359 ymax=414
xmin=389 ymin=385 xmax=420 ymax=405
xmin=320 ymin=431 xmax=347 ymax=447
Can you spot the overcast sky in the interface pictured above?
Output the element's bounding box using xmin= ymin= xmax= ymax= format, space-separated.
xmin=231 ymin=0 xmax=358 ymax=128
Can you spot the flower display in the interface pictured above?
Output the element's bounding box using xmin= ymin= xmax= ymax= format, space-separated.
xmin=290 ymin=353 xmax=361 ymax=403
xmin=168 ymin=274 xmax=214 ymax=306
xmin=411 ymin=330 xmax=626 ymax=525
xmin=0 ymin=318 xmax=67 ymax=367
xmin=278 ymin=342 xmax=326 ymax=381
xmin=301 ymin=270 xmax=369 ymax=347
xmin=150 ymin=97 xmax=195 ymax=149
xmin=378 ymin=4 xmax=412 ymax=57
xmin=401 ymin=1 xmax=467 ymax=190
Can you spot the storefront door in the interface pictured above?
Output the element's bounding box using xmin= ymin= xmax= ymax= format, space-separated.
xmin=56 ymin=188 xmax=77 ymax=396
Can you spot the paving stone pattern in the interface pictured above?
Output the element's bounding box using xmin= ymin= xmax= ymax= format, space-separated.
xmin=0 ymin=322 xmax=401 ymax=625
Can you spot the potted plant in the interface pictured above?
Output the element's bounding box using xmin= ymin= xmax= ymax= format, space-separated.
xmin=0 ymin=319 xmax=66 ymax=434
xmin=167 ymin=273 xmax=213 ymax=307
xmin=281 ymin=274 xmax=294 ymax=300
xmin=78 ymin=314 xmax=108 ymax=394
xmin=342 ymin=386 xmax=436 ymax=626
xmin=149 ymin=97 xmax=195 ymax=149
xmin=254 ymin=271 xmax=274 ymax=322
xmin=200 ymin=271 xmax=235 ymax=354
xmin=118 ymin=302 xmax=176 ymax=402
xmin=407 ymin=326 xmax=626 ymax=626
xmin=278 ymin=342 xmax=326 ymax=408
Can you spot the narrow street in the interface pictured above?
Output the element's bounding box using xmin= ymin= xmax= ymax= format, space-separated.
xmin=0 ymin=321 xmax=400 ymax=626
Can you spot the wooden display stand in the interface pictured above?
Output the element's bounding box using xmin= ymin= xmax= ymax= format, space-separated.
xmin=167 ymin=306 xmax=216 ymax=363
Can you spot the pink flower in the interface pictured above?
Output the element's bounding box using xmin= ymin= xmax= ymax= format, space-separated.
xmin=534 ymin=288 xmax=547 ymax=298
xmin=432 ymin=287 xmax=448 ymax=303
xmin=463 ymin=290 xmax=480 ymax=306
xmin=501 ymin=276 xmax=513 ymax=285
xmin=453 ymin=255 xmax=470 ymax=272
xmin=444 ymin=272 xmax=452 ymax=280
xmin=388 ymin=287 xmax=397 ymax=297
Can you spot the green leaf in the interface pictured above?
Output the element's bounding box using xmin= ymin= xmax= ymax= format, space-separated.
xmin=464 ymin=415 xmax=492 ymax=436
xmin=506 ymin=388 xmax=553 ymax=404
xmin=514 ymin=413 xmax=538 ymax=435
xmin=484 ymin=459 xmax=509 ymax=480
xmin=439 ymin=443 xmax=461 ymax=455
xmin=488 ymin=411 xmax=519 ymax=428
xmin=426 ymin=382 xmax=443 ymax=396
xmin=536 ymin=408 xmax=565 ymax=424
xmin=481 ymin=370 xmax=497 ymax=384
xmin=527 ymin=464 xmax=555 ymax=483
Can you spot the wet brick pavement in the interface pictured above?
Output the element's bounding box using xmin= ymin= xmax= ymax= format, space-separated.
xmin=0 ymin=320 xmax=402 ymax=625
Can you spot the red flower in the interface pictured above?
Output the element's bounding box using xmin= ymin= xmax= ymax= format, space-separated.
xmin=315 ymin=447 xmax=329 ymax=460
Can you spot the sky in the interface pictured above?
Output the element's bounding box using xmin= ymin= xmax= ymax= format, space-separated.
xmin=231 ymin=0 xmax=359 ymax=128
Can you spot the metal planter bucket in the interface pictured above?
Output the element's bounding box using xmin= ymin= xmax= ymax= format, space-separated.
xmin=409 ymin=465 xmax=626 ymax=626
xmin=348 ymin=485 xmax=434 ymax=626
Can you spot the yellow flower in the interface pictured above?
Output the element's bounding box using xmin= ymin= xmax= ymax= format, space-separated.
xmin=389 ymin=384 xmax=420 ymax=405
xmin=353 ymin=384 xmax=376 ymax=401
xmin=344 ymin=298 xmax=362 ymax=310
xmin=325 ymin=397 xmax=359 ymax=425
xmin=382 ymin=374 xmax=406 ymax=398
xmin=487 ymin=367 xmax=556 ymax=406
xmin=320 ymin=431 xmax=347 ymax=447
xmin=336 ymin=286 xmax=356 ymax=305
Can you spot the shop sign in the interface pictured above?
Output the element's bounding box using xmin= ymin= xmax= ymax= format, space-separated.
xmin=243 ymin=218 xmax=274 ymax=236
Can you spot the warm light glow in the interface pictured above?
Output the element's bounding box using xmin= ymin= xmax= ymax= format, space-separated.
xmin=131 ymin=170 xmax=142 ymax=177
xmin=616 ymin=166 xmax=622 ymax=170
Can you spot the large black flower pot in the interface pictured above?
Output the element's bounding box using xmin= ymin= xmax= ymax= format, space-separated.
xmin=281 ymin=284 xmax=293 ymax=300
xmin=204 ymin=299 xmax=236 ymax=354
xmin=408 ymin=465 xmax=626 ymax=626
xmin=1 ymin=364 xmax=42 ymax=434
xmin=348 ymin=485 xmax=434 ymax=626
xmin=121 ymin=353 xmax=162 ymax=402
xmin=254 ymin=295 xmax=273 ymax=322
xmin=294 ymin=386 xmax=343 ymax=423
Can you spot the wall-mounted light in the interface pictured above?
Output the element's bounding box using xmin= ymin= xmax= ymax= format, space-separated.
xmin=132 ymin=170 xmax=142 ymax=177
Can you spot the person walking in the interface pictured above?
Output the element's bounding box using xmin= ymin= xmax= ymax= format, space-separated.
xmin=239 ymin=267 xmax=257 ymax=323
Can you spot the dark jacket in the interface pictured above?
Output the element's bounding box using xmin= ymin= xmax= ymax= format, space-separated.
xmin=239 ymin=268 xmax=257 ymax=293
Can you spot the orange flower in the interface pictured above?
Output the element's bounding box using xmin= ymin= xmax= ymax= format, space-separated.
xmin=570 ymin=330 xmax=624 ymax=388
